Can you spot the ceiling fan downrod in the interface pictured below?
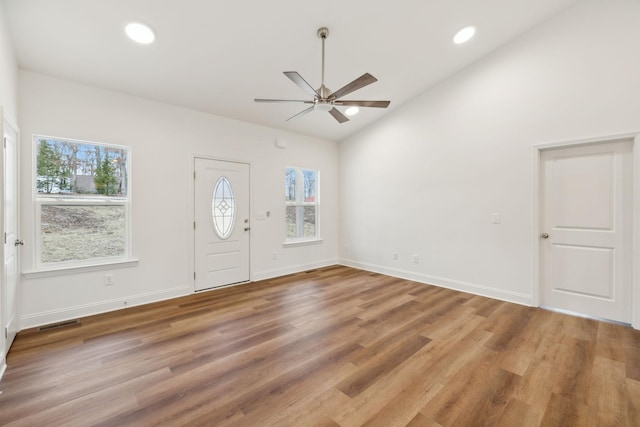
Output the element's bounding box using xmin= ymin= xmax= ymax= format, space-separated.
xmin=317 ymin=27 xmax=330 ymax=100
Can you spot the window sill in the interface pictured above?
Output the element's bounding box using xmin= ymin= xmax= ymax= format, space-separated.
xmin=282 ymin=238 xmax=323 ymax=248
xmin=23 ymin=259 xmax=139 ymax=279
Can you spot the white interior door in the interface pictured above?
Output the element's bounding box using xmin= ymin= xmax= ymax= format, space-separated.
xmin=194 ymin=158 xmax=250 ymax=291
xmin=540 ymin=139 xmax=632 ymax=323
xmin=3 ymin=113 xmax=20 ymax=353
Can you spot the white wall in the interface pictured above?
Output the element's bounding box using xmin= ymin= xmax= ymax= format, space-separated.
xmin=0 ymin=1 xmax=17 ymax=120
xmin=339 ymin=0 xmax=640 ymax=304
xmin=18 ymin=71 xmax=339 ymax=328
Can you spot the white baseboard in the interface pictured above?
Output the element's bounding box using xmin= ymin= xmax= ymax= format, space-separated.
xmin=19 ymin=259 xmax=532 ymax=331
xmin=0 ymin=359 xmax=6 ymax=382
xmin=20 ymin=285 xmax=192 ymax=330
xmin=252 ymin=258 xmax=339 ymax=282
xmin=340 ymin=258 xmax=533 ymax=306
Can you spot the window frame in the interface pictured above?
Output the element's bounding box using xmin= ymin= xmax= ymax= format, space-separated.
xmin=32 ymin=134 xmax=133 ymax=272
xmin=284 ymin=166 xmax=321 ymax=245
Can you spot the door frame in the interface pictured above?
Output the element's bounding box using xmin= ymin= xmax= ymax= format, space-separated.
xmin=532 ymin=132 xmax=640 ymax=329
xmin=1 ymin=109 xmax=21 ymax=362
xmin=189 ymin=155 xmax=252 ymax=292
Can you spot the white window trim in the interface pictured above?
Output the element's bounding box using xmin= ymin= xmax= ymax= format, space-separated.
xmin=284 ymin=166 xmax=320 ymax=244
xmin=32 ymin=134 xmax=134 ymax=272
xmin=282 ymin=238 xmax=323 ymax=247
xmin=23 ymin=258 xmax=139 ymax=279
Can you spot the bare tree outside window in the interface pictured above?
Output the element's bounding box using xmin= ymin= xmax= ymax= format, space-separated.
xmin=285 ymin=167 xmax=318 ymax=240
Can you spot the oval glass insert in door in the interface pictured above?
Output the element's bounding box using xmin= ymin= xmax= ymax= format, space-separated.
xmin=212 ymin=176 xmax=236 ymax=239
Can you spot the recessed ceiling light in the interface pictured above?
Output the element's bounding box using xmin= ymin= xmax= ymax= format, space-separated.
xmin=453 ymin=26 xmax=476 ymax=44
xmin=125 ymin=22 xmax=155 ymax=44
xmin=345 ymin=107 xmax=360 ymax=116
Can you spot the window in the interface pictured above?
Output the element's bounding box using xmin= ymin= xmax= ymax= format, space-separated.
xmin=34 ymin=135 xmax=130 ymax=268
xmin=285 ymin=167 xmax=319 ymax=242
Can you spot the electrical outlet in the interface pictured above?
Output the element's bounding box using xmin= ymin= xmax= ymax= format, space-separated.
xmin=491 ymin=213 xmax=501 ymax=224
xmin=104 ymin=274 xmax=114 ymax=286
xmin=272 ymin=251 xmax=278 ymax=260
xmin=345 ymin=244 xmax=349 ymax=253
xmin=412 ymin=254 xmax=420 ymax=263
xmin=393 ymin=252 xmax=399 ymax=260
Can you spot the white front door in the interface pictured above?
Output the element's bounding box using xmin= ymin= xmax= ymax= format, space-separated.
xmin=194 ymin=158 xmax=250 ymax=291
xmin=3 ymin=113 xmax=20 ymax=354
xmin=540 ymin=139 xmax=633 ymax=323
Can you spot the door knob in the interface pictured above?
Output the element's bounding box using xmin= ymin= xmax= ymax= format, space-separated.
xmin=14 ymin=239 xmax=24 ymax=246
xmin=244 ymin=227 xmax=251 ymax=232
xmin=540 ymin=233 xmax=549 ymax=239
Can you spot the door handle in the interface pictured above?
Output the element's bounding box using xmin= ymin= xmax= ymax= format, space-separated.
xmin=540 ymin=233 xmax=549 ymax=239
xmin=244 ymin=227 xmax=251 ymax=232
xmin=14 ymin=239 xmax=24 ymax=246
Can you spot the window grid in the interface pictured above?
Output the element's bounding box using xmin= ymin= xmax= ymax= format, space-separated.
xmin=34 ymin=135 xmax=131 ymax=268
xmin=285 ymin=167 xmax=319 ymax=241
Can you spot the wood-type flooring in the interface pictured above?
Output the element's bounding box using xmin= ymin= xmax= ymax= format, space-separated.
xmin=1 ymin=265 xmax=639 ymax=426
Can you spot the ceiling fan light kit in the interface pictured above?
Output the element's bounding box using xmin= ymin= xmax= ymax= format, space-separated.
xmin=255 ymin=27 xmax=390 ymax=123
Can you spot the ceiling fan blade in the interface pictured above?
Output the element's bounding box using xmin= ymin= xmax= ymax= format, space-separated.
xmin=286 ymin=106 xmax=315 ymax=122
xmin=329 ymin=73 xmax=378 ymax=100
xmin=334 ymin=100 xmax=390 ymax=108
xmin=254 ymin=99 xmax=313 ymax=103
xmin=329 ymin=107 xmax=349 ymax=123
xmin=284 ymin=72 xmax=319 ymax=98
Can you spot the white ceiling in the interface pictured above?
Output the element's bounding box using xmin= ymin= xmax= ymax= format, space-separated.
xmin=3 ymin=0 xmax=580 ymax=142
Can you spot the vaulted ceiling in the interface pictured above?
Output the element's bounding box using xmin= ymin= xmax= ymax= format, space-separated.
xmin=3 ymin=0 xmax=580 ymax=141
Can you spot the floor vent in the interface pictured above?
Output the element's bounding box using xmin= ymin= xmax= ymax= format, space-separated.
xmin=38 ymin=319 xmax=79 ymax=332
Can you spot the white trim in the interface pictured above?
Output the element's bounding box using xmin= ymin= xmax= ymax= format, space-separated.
xmin=532 ymin=132 xmax=639 ymax=150
xmin=633 ymin=134 xmax=640 ymax=330
xmin=0 ymin=359 xmax=6 ymax=382
xmin=340 ymin=258 xmax=533 ymax=306
xmin=531 ymin=143 xmax=541 ymax=308
xmin=31 ymin=134 xmax=133 ymax=271
xmin=282 ymin=238 xmax=323 ymax=247
xmin=20 ymin=285 xmax=191 ymax=329
xmin=0 ymin=107 xmax=5 ymax=362
xmin=252 ymin=258 xmax=338 ymax=282
xmin=285 ymin=166 xmax=320 ymax=242
xmin=532 ymin=131 xmax=640 ymax=330
xmin=23 ymin=258 xmax=138 ymax=279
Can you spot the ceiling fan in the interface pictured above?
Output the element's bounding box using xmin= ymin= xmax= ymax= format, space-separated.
xmin=255 ymin=27 xmax=390 ymax=123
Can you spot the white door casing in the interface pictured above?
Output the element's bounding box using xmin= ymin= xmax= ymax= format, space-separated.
xmin=194 ymin=158 xmax=250 ymax=291
xmin=539 ymin=139 xmax=632 ymax=323
xmin=3 ymin=112 xmax=20 ymax=354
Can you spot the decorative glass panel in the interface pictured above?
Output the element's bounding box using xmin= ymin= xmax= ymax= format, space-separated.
xmin=212 ymin=176 xmax=236 ymax=239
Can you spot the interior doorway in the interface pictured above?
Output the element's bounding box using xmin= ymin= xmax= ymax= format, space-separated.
xmin=538 ymin=137 xmax=633 ymax=324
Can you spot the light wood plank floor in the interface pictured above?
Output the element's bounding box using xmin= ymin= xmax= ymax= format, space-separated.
xmin=1 ymin=266 xmax=639 ymax=426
